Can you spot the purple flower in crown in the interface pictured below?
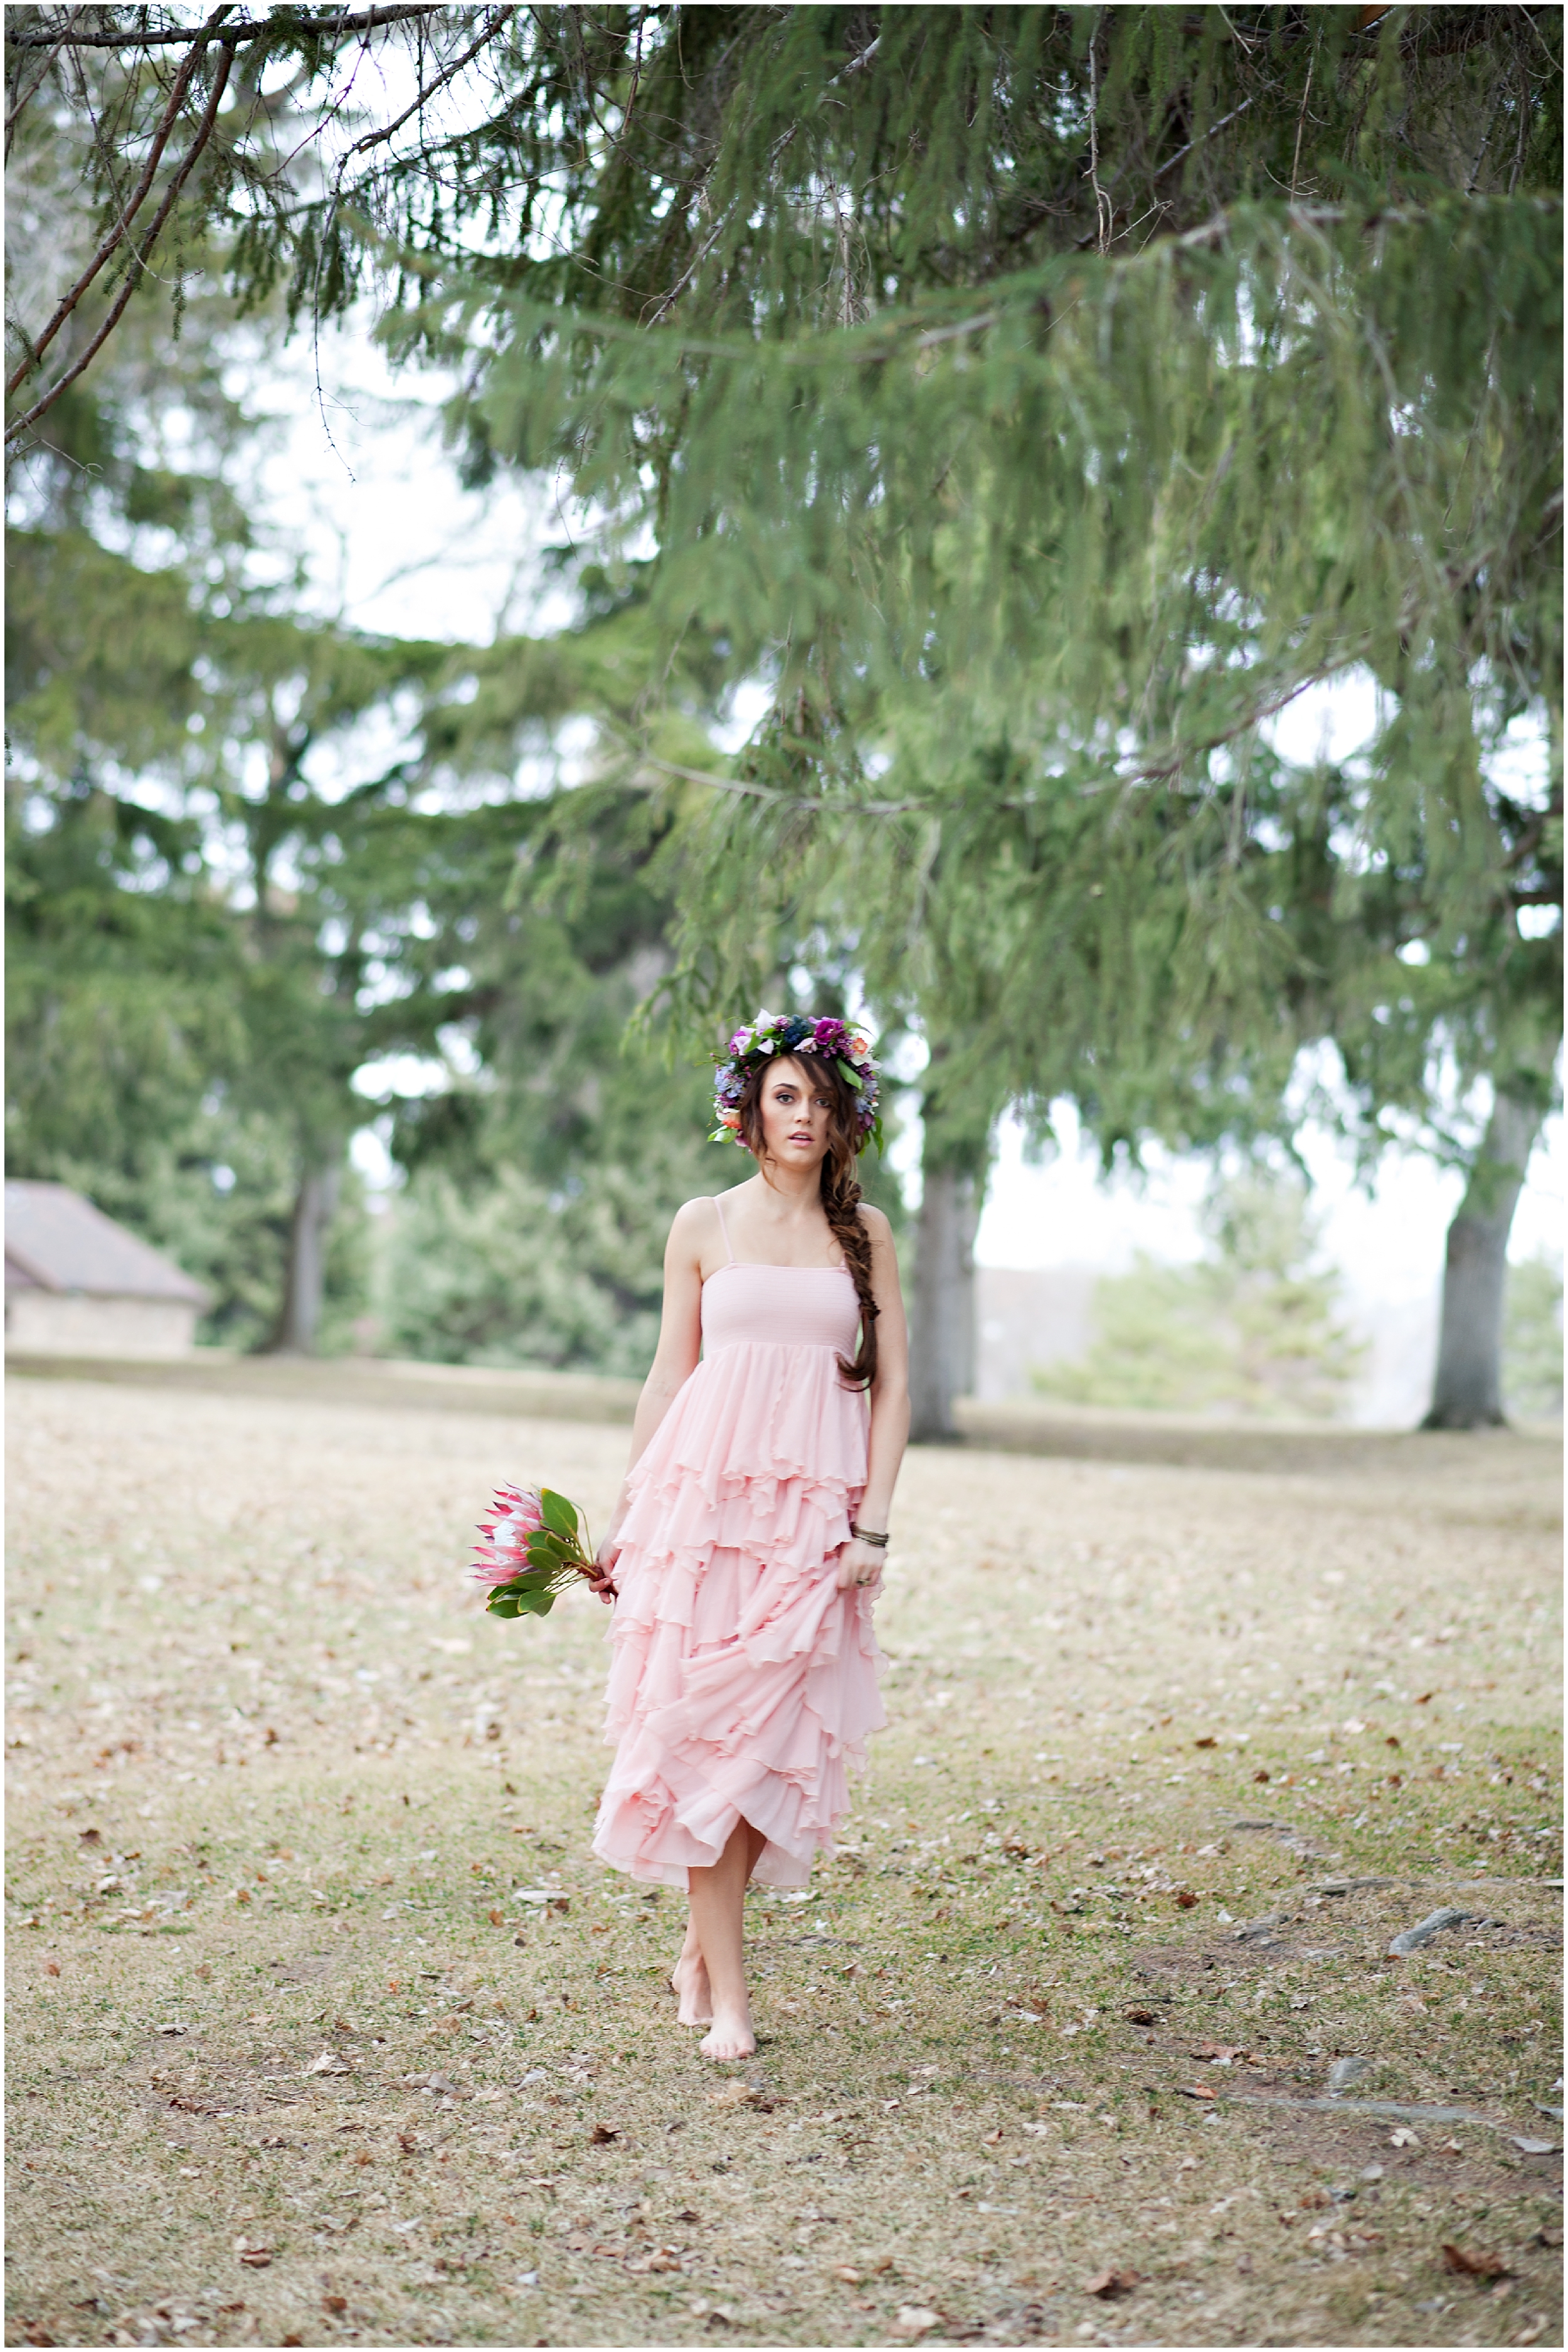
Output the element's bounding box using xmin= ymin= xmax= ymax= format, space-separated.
xmin=708 ymin=1007 xmax=883 ymax=1152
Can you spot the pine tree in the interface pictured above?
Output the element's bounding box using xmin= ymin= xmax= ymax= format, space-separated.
xmin=9 ymin=9 xmax=1561 ymax=1417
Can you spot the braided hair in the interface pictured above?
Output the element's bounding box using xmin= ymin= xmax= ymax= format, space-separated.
xmin=733 ymin=1054 xmax=879 ymax=1390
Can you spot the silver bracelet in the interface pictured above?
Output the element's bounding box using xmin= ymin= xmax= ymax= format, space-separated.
xmin=850 ymin=1523 xmax=889 ymax=1547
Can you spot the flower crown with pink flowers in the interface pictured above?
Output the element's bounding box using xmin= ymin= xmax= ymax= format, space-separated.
xmin=710 ymin=1010 xmax=882 ymax=1152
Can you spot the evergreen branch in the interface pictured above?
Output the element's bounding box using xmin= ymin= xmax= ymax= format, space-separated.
xmin=6 ymin=32 xmax=236 ymax=443
xmin=623 ymin=741 xmax=922 ymax=818
xmin=494 ymin=194 xmax=1557 ymax=374
xmin=5 ymin=3 xmax=232 ymax=396
xmin=609 ymin=661 xmax=1374 ymax=824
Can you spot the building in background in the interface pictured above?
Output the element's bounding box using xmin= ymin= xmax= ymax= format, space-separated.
xmin=4 ymin=1182 xmax=209 ymax=1357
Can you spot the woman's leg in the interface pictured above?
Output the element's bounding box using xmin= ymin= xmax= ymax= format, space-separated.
xmin=686 ymin=1818 xmax=768 ymax=2059
xmin=671 ymin=1916 xmax=712 ymax=2026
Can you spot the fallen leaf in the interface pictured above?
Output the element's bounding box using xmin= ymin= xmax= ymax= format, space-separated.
xmin=1178 ymin=2084 xmax=1218 ymax=2101
xmin=1123 ymin=2007 xmax=1157 ymax=2026
xmin=893 ymin=2307 xmax=941 ymax=2338
xmin=1511 ymin=2136 xmax=1560 ymax=2156
xmin=1084 ymin=2268 xmax=1139 ymax=2299
xmin=304 ymin=2050 xmax=351 ymax=2077
xmin=488 ymin=1909 xmax=505 ymax=1927
xmin=234 ymin=2241 xmax=272 ymax=2269
xmin=1442 ymin=2243 xmax=1510 ymax=2281
xmin=588 ymin=2122 xmax=620 ymax=2144
xmin=982 ymin=2127 xmax=1004 ymax=2144
xmin=1389 ymin=2127 xmax=1420 ymax=2148
xmin=831 ymin=2265 xmax=862 ymax=2284
xmin=1536 ymin=2225 xmax=1564 ymax=2249
xmin=1174 ymin=1889 xmax=1199 ymax=1909
xmin=321 ymin=2296 xmax=347 ymax=2316
xmin=707 ymin=2081 xmax=762 ymax=2110
xmin=1193 ymin=1736 xmax=1217 ymax=1749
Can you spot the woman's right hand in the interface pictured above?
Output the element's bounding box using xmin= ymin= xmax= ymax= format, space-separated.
xmin=589 ymin=1526 xmax=623 ymax=1605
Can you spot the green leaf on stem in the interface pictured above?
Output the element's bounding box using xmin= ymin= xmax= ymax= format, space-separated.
xmin=539 ymin=1488 xmax=578 ymax=1540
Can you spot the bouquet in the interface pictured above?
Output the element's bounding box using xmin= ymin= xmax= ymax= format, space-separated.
xmin=471 ymin=1483 xmax=613 ymax=1618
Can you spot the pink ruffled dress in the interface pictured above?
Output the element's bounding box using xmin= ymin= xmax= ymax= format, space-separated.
xmin=591 ymin=1196 xmax=886 ymax=1888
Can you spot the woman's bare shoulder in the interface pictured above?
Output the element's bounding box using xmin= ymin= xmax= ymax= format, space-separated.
xmin=669 ymin=1194 xmax=721 ymax=1236
xmin=856 ymin=1201 xmax=896 ymax=1244
xmin=669 ymin=1190 xmax=745 ymax=1246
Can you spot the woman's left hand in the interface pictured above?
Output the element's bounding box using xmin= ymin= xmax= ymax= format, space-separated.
xmin=835 ymin=1537 xmax=884 ymax=1593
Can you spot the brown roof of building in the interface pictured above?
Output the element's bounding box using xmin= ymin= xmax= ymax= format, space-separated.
xmin=4 ymin=1182 xmax=209 ymax=1305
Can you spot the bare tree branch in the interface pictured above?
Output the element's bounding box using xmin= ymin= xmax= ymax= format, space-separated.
xmin=6 ymin=4 xmax=233 ymax=396
xmin=341 ymin=3 xmax=516 ymax=159
xmin=6 ymin=33 xmax=236 ymax=442
xmin=4 ymin=6 xmax=446 ymax=51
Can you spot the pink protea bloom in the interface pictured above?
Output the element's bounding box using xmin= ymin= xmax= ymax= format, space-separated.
xmin=472 ymin=1483 xmax=546 ymax=1583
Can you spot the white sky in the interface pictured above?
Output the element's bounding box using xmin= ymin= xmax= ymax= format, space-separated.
xmin=253 ymin=323 xmax=1562 ymax=1308
xmin=974 ymin=1101 xmax=1563 ymax=1298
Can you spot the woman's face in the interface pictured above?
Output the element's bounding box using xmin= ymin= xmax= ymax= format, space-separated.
xmin=755 ymin=1056 xmax=836 ymax=1173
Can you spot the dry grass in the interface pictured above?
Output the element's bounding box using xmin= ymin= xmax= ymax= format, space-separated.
xmin=4 ymin=1371 xmax=1562 ymax=2350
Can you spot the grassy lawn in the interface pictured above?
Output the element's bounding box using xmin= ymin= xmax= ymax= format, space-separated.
xmin=5 ymin=1372 xmax=1562 ymax=2349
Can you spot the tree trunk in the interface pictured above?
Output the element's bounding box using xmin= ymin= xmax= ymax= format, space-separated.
xmin=909 ymin=1153 xmax=983 ymax=1443
xmin=1422 ymin=1089 xmax=1542 ymax=1429
xmin=266 ymin=1157 xmax=341 ymax=1355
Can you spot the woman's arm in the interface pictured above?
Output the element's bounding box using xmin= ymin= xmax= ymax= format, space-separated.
xmin=595 ymin=1197 xmax=709 ymax=1579
xmin=835 ymin=1205 xmax=911 ymax=1592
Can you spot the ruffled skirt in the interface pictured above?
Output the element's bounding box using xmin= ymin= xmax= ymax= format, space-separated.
xmin=591 ymin=1341 xmax=886 ymax=1888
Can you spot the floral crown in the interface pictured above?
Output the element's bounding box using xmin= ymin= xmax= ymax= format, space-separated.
xmin=710 ymin=1010 xmax=882 ymax=1152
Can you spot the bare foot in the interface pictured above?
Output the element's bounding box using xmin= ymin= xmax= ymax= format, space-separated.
xmin=699 ymin=2002 xmax=756 ymax=2061
xmin=670 ymin=1949 xmax=713 ymax=2027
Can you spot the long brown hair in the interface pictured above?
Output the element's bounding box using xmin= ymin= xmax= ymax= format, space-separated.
xmin=734 ymin=1052 xmax=879 ymax=1390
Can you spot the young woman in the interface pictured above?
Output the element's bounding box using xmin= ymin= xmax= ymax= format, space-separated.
xmin=590 ymin=1013 xmax=909 ymax=2060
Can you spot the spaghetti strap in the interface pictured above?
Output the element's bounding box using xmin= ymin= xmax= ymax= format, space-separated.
xmin=711 ymin=1194 xmax=737 ymax=1266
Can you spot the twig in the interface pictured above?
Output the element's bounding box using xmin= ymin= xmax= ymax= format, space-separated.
xmin=5 ymin=6 xmax=86 ymax=160
xmin=1152 ymin=99 xmax=1253 ymax=184
xmin=4 ymin=6 xmax=444 ymax=50
xmin=1289 ymin=41 xmax=1315 ymax=198
xmin=342 ymin=4 xmax=516 ymax=157
xmin=6 ymin=4 xmax=232 ymax=395
xmin=6 ymin=35 xmax=236 ymax=442
xmin=1084 ymin=15 xmax=1111 ymax=255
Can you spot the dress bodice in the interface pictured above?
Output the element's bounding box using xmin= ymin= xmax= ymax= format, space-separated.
xmin=701 ymin=1261 xmax=860 ymax=1357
